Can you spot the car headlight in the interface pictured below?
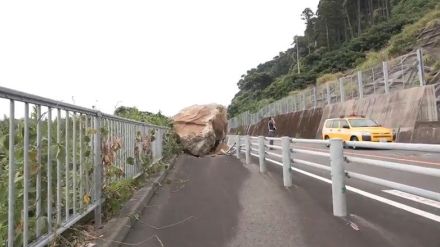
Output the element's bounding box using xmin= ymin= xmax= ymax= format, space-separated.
xmin=360 ymin=131 xmax=371 ymax=136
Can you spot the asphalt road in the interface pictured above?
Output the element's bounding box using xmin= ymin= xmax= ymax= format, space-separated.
xmin=123 ymin=151 xmax=440 ymax=247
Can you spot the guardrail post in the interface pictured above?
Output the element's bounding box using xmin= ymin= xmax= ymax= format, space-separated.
xmin=326 ymin=83 xmax=331 ymax=105
xmin=357 ymin=71 xmax=363 ymax=98
xmin=258 ymin=136 xmax=266 ymax=173
xmin=330 ymin=139 xmax=347 ymax=217
xmin=313 ymin=86 xmax=317 ymax=109
xmin=302 ymin=93 xmax=306 ymax=110
xmin=339 ymin=78 xmax=345 ymax=102
xmin=288 ymin=96 xmax=293 ymax=112
xmin=383 ymin=61 xmax=389 ymax=94
xmin=8 ymin=100 xmax=16 ymax=247
xmin=94 ymin=113 xmax=102 ymax=228
xmin=236 ymin=135 xmax=241 ymax=159
xmin=417 ymin=48 xmax=425 ymax=86
xmin=245 ymin=135 xmax=250 ymax=164
xmin=294 ymin=95 xmax=298 ymax=112
xmin=282 ymin=137 xmax=292 ymax=187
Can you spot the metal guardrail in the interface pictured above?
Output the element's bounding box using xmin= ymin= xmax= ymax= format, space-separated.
xmin=0 ymin=86 xmax=168 ymax=247
xmin=230 ymin=135 xmax=440 ymax=219
xmin=228 ymin=49 xmax=426 ymax=130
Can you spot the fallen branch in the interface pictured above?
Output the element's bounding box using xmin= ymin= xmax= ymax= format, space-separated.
xmin=69 ymin=227 xmax=160 ymax=247
xmin=171 ymin=179 xmax=190 ymax=193
xmin=139 ymin=215 xmax=195 ymax=230
xmin=155 ymin=235 xmax=165 ymax=247
xmin=171 ymin=184 xmax=186 ymax=193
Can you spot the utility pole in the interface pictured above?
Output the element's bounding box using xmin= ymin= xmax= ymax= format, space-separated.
xmin=296 ymin=36 xmax=301 ymax=74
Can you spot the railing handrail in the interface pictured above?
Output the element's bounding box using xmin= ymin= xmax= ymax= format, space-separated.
xmin=345 ymin=140 xmax=440 ymax=153
xmin=292 ymin=148 xmax=330 ymax=158
xmin=101 ymin=113 xmax=169 ymax=129
xmin=345 ymin=154 xmax=440 ymax=177
xmin=0 ymin=86 xmax=99 ymax=115
xmin=236 ymin=135 xmax=440 ymax=153
xmin=291 ymin=138 xmax=329 ymax=145
xmin=1 ymin=85 xmax=168 ymax=247
xmin=230 ymin=134 xmax=440 ymax=222
xmin=0 ymin=85 xmax=169 ymax=129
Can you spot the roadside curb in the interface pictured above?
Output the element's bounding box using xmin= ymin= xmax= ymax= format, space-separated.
xmin=96 ymin=156 xmax=178 ymax=247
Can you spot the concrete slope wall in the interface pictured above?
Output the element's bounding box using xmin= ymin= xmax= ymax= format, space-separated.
xmin=318 ymin=85 xmax=438 ymax=142
xmin=417 ymin=86 xmax=439 ymax=122
xmin=247 ymin=108 xmax=323 ymax=139
xmin=230 ymin=85 xmax=439 ymax=143
xmin=412 ymin=121 xmax=440 ymax=144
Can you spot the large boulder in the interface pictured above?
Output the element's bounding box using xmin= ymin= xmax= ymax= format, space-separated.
xmin=173 ymin=104 xmax=228 ymax=156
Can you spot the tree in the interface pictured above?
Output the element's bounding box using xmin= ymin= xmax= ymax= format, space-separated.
xmin=343 ymin=0 xmax=355 ymax=39
xmin=301 ymin=8 xmax=314 ymax=24
xmin=357 ymin=0 xmax=362 ymax=35
xmin=302 ymin=8 xmax=317 ymax=53
xmin=315 ymin=0 xmax=345 ymax=48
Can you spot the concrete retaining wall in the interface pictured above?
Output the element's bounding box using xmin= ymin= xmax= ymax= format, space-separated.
xmin=318 ymin=85 xmax=438 ymax=142
xmin=230 ymin=85 xmax=440 ymax=144
xmin=246 ymin=108 xmax=323 ymax=139
xmin=411 ymin=121 xmax=440 ymax=144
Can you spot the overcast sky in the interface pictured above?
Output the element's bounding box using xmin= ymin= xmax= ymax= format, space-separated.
xmin=0 ymin=0 xmax=319 ymax=117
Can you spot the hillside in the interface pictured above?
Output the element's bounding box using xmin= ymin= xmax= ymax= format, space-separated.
xmin=228 ymin=0 xmax=440 ymax=118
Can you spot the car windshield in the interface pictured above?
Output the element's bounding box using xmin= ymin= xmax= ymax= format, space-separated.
xmin=349 ymin=119 xmax=379 ymax=127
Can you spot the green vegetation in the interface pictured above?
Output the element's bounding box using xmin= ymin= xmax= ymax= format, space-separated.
xmin=228 ymin=0 xmax=440 ymax=118
xmin=114 ymin=106 xmax=171 ymax=127
xmin=162 ymin=130 xmax=183 ymax=161
xmin=0 ymin=111 xmax=95 ymax=246
xmin=0 ymin=106 xmax=182 ymax=245
xmin=102 ymin=106 xmax=182 ymax=220
xmin=317 ymin=72 xmax=344 ymax=85
xmin=387 ymin=4 xmax=440 ymax=56
xmin=103 ymin=178 xmax=138 ymax=219
xmin=114 ymin=106 xmax=182 ymax=161
xmin=102 ymin=106 xmax=182 ymax=219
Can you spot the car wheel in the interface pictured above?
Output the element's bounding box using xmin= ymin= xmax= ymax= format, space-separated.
xmin=350 ymin=136 xmax=359 ymax=149
xmin=324 ymin=136 xmax=330 ymax=147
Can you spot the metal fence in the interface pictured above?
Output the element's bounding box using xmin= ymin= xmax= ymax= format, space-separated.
xmin=229 ymin=135 xmax=440 ymax=220
xmin=229 ymin=49 xmax=426 ymax=130
xmin=0 ymin=86 xmax=168 ymax=247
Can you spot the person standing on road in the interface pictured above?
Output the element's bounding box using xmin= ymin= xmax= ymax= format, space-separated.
xmin=268 ymin=117 xmax=277 ymax=146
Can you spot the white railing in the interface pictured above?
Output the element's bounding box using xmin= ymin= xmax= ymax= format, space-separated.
xmin=229 ymin=135 xmax=440 ymax=220
xmin=0 ymin=86 xmax=168 ymax=247
xmin=229 ymin=49 xmax=426 ymax=130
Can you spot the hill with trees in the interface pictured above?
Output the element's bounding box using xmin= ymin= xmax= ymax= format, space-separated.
xmin=228 ymin=0 xmax=440 ymax=117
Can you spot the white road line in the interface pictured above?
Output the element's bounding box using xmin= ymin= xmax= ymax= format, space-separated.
xmin=383 ymin=190 xmax=440 ymax=209
xmin=291 ymin=167 xmax=440 ymax=223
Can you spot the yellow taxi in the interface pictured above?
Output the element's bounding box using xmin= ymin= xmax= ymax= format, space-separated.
xmin=322 ymin=116 xmax=395 ymax=142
